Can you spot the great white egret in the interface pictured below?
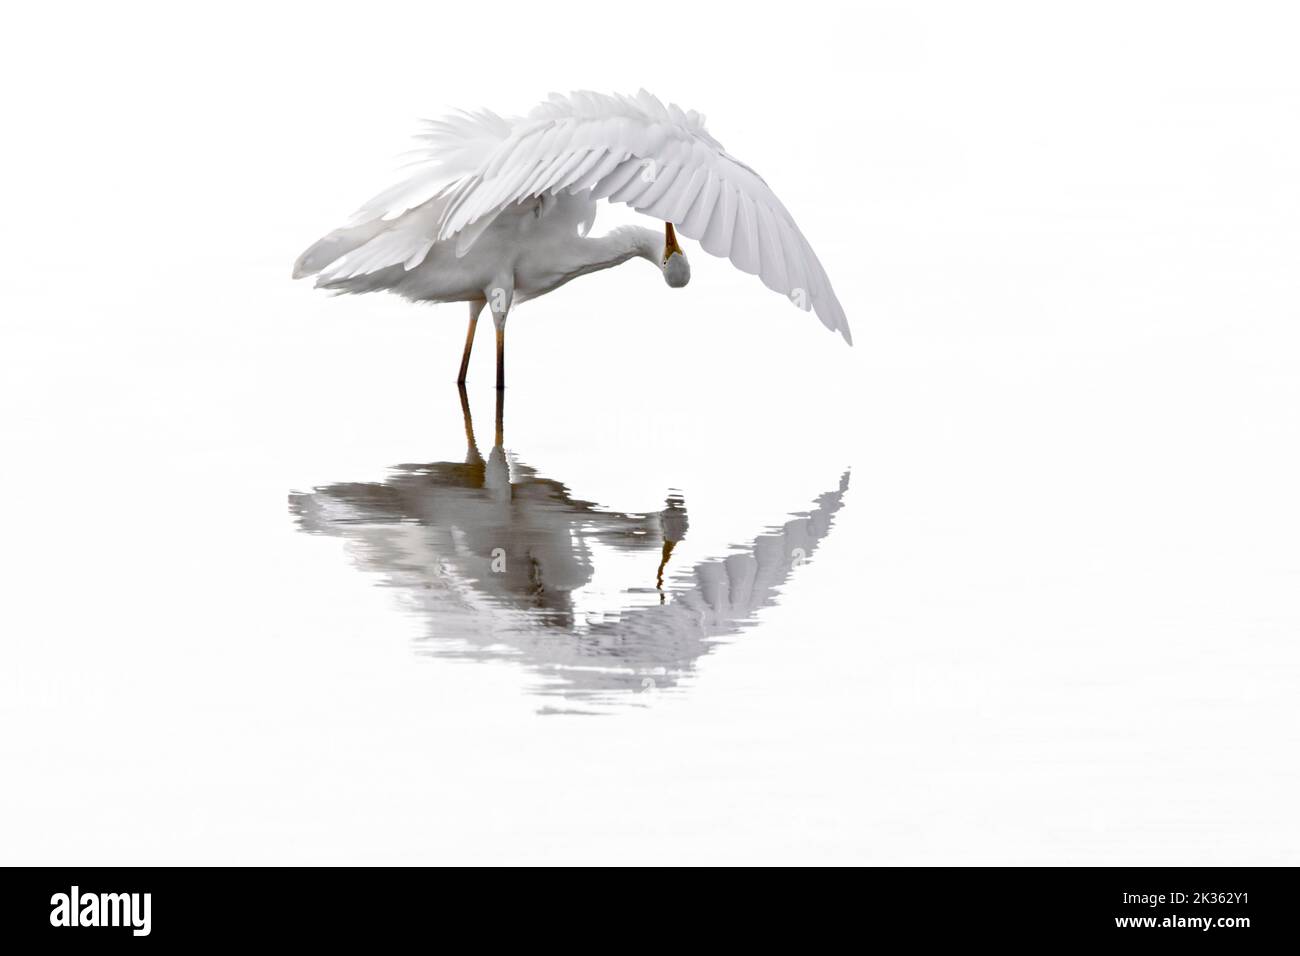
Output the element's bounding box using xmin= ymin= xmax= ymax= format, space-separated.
xmin=293 ymin=90 xmax=851 ymax=387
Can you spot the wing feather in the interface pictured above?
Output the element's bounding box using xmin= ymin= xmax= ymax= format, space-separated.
xmin=699 ymin=183 xmax=737 ymax=260
xmin=731 ymin=193 xmax=761 ymax=276
xmin=661 ymin=165 xmax=708 ymax=226
xmin=555 ymin=147 xmax=609 ymax=194
xmin=630 ymin=162 xmax=681 ymax=210
xmin=608 ymin=164 xmax=661 ymax=205
xmin=678 ymin=168 xmax=719 ymax=237
xmin=590 ymin=157 xmax=644 ymax=200
xmin=755 ymin=203 xmax=789 ymax=293
xmin=298 ymin=90 xmax=850 ymax=342
xmin=574 ymin=149 xmax=630 ymax=194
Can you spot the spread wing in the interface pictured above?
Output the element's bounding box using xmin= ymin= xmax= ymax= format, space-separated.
xmin=298 ymin=91 xmax=850 ymax=343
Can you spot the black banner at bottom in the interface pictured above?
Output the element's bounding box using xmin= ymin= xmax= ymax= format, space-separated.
xmin=0 ymin=866 xmax=1291 ymax=944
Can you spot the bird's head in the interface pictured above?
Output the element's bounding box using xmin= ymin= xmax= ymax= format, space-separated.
xmin=662 ymin=222 xmax=690 ymax=288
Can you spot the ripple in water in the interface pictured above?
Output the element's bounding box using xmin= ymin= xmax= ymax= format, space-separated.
xmin=289 ymin=387 xmax=849 ymax=710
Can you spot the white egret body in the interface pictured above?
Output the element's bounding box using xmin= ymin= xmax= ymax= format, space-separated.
xmin=294 ymin=90 xmax=851 ymax=386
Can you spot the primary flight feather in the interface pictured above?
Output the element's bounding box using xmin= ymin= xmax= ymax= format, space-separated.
xmin=294 ymin=90 xmax=851 ymax=388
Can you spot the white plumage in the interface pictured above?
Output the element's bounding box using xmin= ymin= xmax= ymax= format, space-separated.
xmin=294 ymin=90 xmax=851 ymax=385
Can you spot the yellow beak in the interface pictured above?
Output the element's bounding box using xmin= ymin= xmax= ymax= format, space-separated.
xmin=663 ymin=221 xmax=683 ymax=262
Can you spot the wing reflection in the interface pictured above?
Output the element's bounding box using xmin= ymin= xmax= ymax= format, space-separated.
xmin=289 ymin=387 xmax=849 ymax=706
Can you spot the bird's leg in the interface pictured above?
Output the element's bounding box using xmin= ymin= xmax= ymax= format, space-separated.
xmin=493 ymin=310 xmax=508 ymax=390
xmin=655 ymin=495 xmax=688 ymax=602
xmin=485 ymin=279 xmax=513 ymax=390
xmin=458 ymin=382 xmax=478 ymax=453
xmin=495 ymin=329 xmax=506 ymax=389
xmin=457 ymin=300 xmax=485 ymax=385
xmin=494 ymin=383 xmax=504 ymax=449
xmin=656 ymin=540 xmax=677 ymax=601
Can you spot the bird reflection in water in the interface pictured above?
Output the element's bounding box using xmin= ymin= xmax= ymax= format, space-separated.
xmin=289 ymin=387 xmax=849 ymax=709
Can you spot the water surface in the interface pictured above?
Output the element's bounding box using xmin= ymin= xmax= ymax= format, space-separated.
xmin=290 ymin=387 xmax=849 ymax=708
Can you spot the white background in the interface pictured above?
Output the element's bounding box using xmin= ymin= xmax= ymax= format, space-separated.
xmin=1 ymin=1 xmax=1297 ymax=864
